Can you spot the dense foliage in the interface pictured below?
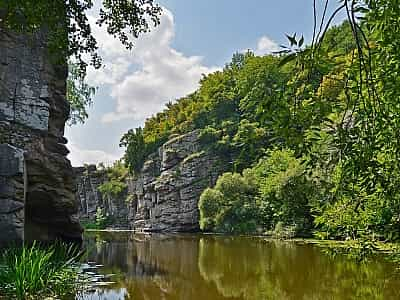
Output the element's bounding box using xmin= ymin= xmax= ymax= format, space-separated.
xmin=98 ymin=161 xmax=128 ymax=198
xmin=199 ymin=149 xmax=314 ymax=235
xmin=121 ymin=1 xmax=400 ymax=242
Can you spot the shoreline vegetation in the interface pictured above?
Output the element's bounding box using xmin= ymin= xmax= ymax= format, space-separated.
xmin=84 ymin=229 xmax=400 ymax=258
xmin=118 ymin=6 xmax=400 ymax=250
xmin=0 ymin=242 xmax=83 ymax=300
xmin=1 ymin=232 xmax=399 ymax=299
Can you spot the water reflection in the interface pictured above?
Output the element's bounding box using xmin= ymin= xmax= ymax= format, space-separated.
xmin=79 ymin=232 xmax=400 ymax=300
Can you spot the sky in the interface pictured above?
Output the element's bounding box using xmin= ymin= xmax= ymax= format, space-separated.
xmin=66 ymin=0 xmax=347 ymax=166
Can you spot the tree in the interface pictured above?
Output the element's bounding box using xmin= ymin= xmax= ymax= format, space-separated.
xmin=120 ymin=127 xmax=147 ymax=174
xmin=199 ymin=171 xmax=259 ymax=234
xmin=98 ymin=160 xmax=128 ymax=198
xmin=0 ymin=0 xmax=162 ymax=76
xmin=252 ymin=149 xmax=314 ymax=233
xmin=67 ymin=63 xmax=96 ymax=125
xmin=1 ymin=1 xmax=162 ymax=125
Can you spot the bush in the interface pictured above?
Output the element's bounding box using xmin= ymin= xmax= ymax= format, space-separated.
xmin=199 ymin=171 xmax=259 ymax=233
xmin=199 ymin=149 xmax=315 ymax=235
xmin=98 ymin=180 xmax=127 ymax=198
xmin=95 ymin=207 xmax=108 ymax=229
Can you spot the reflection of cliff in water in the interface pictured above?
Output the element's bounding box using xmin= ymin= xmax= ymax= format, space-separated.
xmin=82 ymin=232 xmax=400 ymax=300
xmin=84 ymin=232 xmax=166 ymax=278
xmin=83 ymin=232 xmax=236 ymax=300
xmin=198 ymin=236 xmax=400 ymax=300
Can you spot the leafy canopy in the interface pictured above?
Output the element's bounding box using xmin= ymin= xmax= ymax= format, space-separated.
xmin=0 ymin=0 xmax=162 ymax=76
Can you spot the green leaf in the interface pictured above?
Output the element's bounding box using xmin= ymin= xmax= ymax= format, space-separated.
xmin=298 ymin=35 xmax=304 ymax=47
xmin=286 ymin=33 xmax=297 ymax=47
xmin=278 ymin=53 xmax=296 ymax=67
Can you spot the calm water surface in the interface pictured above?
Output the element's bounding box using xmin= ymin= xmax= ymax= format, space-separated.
xmin=77 ymin=232 xmax=400 ymax=300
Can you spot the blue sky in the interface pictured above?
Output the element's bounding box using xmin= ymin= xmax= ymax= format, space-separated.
xmin=66 ymin=0 xmax=347 ymax=166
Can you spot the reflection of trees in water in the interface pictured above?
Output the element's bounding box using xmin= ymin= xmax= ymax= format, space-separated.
xmin=198 ymin=237 xmax=400 ymax=300
xmin=83 ymin=233 xmax=236 ymax=300
xmin=126 ymin=234 xmax=238 ymax=300
xmin=82 ymin=233 xmax=400 ymax=300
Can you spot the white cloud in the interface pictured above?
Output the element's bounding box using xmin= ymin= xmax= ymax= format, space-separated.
xmin=86 ymin=8 xmax=218 ymax=123
xmin=68 ymin=140 xmax=120 ymax=167
xmin=254 ymin=36 xmax=279 ymax=55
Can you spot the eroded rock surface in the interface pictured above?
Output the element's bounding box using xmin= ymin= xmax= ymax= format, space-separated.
xmin=75 ymin=165 xmax=129 ymax=229
xmin=0 ymin=28 xmax=82 ymax=245
xmin=0 ymin=144 xmax=25 ymax=244
xmin=129 ymin=130 xmax=224 ymax=232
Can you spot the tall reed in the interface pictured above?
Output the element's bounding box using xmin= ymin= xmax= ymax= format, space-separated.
xmin=0 ymin=242 xmax=82 ymax=299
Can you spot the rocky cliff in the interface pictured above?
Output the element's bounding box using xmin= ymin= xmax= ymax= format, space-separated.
xmin=128 ymin=130 xmax=224 ymax=232
xmin=75 ymin=165 xmax=129 ymax=229
xmin=0 ymin=28 xmax=82 ymax=245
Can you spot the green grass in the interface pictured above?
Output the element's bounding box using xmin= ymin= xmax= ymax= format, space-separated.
xmin=0 ymin=242 xmax=83 ymax=300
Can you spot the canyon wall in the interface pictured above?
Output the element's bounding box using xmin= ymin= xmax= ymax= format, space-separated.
xmin=128 ymin=130 xmax=224 ymax=232
xmin=74 ymin=165 xmax=130 ymax=229
xmin=0 ymin=28 xmax=82 ymax=245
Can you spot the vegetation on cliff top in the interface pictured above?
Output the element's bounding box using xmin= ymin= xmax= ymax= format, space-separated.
xmin=98 ymin=161 xmax=128 ymax=199
xmin=121 ymin=0 xmax=400 ymax=243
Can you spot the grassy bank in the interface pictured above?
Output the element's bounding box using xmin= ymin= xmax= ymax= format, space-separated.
xmin=0 ymin=242 xmax=82 ymax=300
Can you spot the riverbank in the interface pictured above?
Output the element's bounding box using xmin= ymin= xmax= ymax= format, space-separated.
xmin=84 ymin=229 xmax=400 ymax=258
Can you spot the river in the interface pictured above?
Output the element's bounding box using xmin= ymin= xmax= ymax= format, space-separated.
xmin=76 ymin=231 xmax=400 ymax=300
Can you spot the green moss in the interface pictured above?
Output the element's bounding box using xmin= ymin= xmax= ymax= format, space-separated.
xmin=182 ymin=151 xmax=204 ymax=164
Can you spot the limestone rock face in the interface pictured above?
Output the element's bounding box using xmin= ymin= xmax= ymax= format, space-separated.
xmin=128 ymin=130 xmax=224 ymax=232
xmin=0 ymin=144 xmax=25 ymax=244
xmin=0 ymin=28 xmax=82 ymax=245
xmin=75 ymin=165 xmax=129 ymax=229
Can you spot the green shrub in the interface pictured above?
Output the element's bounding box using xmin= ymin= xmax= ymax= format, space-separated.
xmin=199 ymin=149 xmax=315 ymax=235
xmin=81 ymin=220 xmax=101 ymax=230
xmin=95 ymin=207 xmax=108 ymax=229
xmin=98 ymin=180 xmax=127 ymax=198
xmin=199 ymin=171 xmax=259 ymax=234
